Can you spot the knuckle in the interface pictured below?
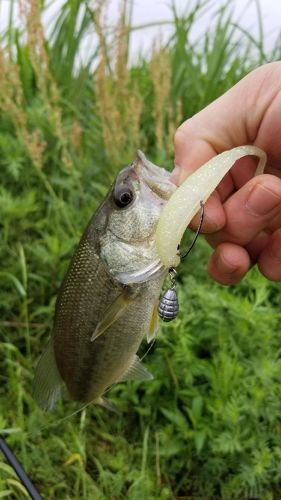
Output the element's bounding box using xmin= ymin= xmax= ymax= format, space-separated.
xmin=174 ymin=118 xmax=193 ymax=148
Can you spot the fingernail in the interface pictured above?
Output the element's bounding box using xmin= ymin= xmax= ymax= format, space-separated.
xmin=246 ymin=183 xmax=281 ymax=216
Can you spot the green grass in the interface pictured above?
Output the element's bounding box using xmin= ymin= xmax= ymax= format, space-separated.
xmin=0 ymin=0 xmax=281 ymax=498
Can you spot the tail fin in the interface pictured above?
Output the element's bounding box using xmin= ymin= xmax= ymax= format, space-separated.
xmin=32 ymin=340 xmax=63 ymax=411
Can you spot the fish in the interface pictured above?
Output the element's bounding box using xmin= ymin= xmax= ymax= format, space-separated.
xmin=33 ymin=151 xmax=176 ymax=410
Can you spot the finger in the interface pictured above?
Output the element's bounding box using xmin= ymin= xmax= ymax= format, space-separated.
xmin=189 ymin=191 xmax=226 ymax=233
xmin=172 ymin=169 xmax=226 ymax=234
xmin=267 ymin=209 xmax=281 ymax=232
xmin=216 ymin=172 xmax=234 ymax=202
xmin=230 ymin=157 xmax=281 ymax=189
xmin=258 ymin=229 xmax=281 ymax=281
xmin=208 ymin=243 xmax=251 ymax=285
xmin=245 ymin=230 xmax=271 ymax=262
xmin=206 ymin=174 xmax=281 ymax=248
xmin=229 ymin=156 xmax=260 ymax=189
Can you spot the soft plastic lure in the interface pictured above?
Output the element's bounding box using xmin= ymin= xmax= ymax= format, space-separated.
xmin=156 ymin=146 xmax=266 ymax=321
xmin=156 ymin=146 xmax=266 ymax=269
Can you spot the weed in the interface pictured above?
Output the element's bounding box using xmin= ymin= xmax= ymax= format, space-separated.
xmin=0 ymin=1 xmax=280 ymax=498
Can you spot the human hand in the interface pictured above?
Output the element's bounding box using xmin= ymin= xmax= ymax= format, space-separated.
xmin=172 ymin=62 xmax=281 ymax=284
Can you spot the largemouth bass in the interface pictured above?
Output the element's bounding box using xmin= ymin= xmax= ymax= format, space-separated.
xmin=33 ymin=151 xmax=175 ymax=410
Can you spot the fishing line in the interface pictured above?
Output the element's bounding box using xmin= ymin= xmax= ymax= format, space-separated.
xmin=180 ymin=200 xmax=205 ymax=260
xmin=140 ymin=338 xmax=156 ymax=362
xmin=2 ymin=201 xmax=204 ymax=496
xmin=23 ymin=339 xmax=158 ymax=440
xmin=1 ymin=398 xmax=102 ymax=498
xmin=22 ymin=400 xmax=93 ymax=440
xmin=8 ymin=203 xmax=204 ymax=460
xmin=22 ymin=380 xmax=123 ymax=441
xmin=2 ymin=334 xmax=156 ymax=497
xmin=22 ymin=338 xmax=154 ymax=440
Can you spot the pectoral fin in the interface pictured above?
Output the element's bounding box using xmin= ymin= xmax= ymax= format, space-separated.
xmin=91 ymin=293 xmax=133 ymax=342
xmin=118 ymin=355 xmax=153 ymax=382
xmin=147 ymin=302 xmax=159 ymax=343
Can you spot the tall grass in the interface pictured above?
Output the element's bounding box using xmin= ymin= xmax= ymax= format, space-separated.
xmin=0 ymin=0 xmax=281 ymax=498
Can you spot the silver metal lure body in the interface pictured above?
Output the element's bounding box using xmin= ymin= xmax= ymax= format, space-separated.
xmin=157 ymin=287 xmax=179 ymax=322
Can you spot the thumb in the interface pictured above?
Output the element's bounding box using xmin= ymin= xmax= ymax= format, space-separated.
xmin=171 ymin=130 xmax=216 ymax=185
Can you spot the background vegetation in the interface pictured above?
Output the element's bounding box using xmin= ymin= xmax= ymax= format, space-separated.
xmin=0 ymin=0 xmax=280 ymax=498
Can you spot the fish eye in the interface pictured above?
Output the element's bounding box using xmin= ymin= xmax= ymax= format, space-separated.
xmin=114 ymin=185 xmax=134 ymax=208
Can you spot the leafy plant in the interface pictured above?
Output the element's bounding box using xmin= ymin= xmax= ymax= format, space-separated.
xmin=0 ymin=0 xmax=280 ymax=498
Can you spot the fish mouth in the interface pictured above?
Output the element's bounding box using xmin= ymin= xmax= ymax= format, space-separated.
xmin=135 ymin=150 xmax=176 ymax=200
xmin=136 ymin=150 xmax=171 ymax=179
